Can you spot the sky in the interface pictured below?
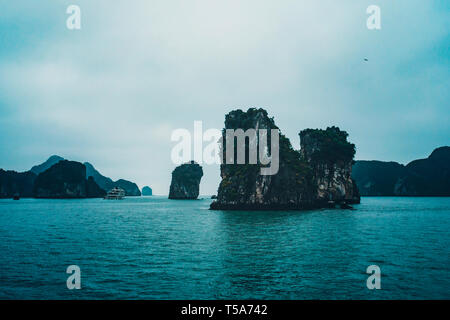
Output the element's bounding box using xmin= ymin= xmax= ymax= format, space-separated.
xmin=0 ymin=0 xmax=449 ymax=195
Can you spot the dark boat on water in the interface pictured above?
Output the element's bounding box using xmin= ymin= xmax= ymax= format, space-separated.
xmin=13 ymin=193 xmax=20 ymax=200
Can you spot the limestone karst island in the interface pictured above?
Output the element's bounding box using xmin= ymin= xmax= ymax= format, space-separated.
xmin=1 ymin=108 xmax=449 ymax=204
xmin=210 ymin=108 xmax=360 ymax=210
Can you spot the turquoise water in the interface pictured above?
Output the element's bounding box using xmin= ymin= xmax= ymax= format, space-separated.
xmin=0 ymin=197 xmax=448 ymax=299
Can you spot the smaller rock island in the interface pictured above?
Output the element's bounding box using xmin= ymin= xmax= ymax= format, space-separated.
xmin=169 ymin=161 xmax=203 ymax=200
xmin=142 ymin=186 xmax=153 ymax=196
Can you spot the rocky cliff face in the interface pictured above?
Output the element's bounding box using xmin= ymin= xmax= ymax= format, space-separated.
xmin=33 ymin=160 xmax=105 ymax=198
xmin=210 ymin=108 xmax=360 ymax=210
xmin=352 ymin=146 xmax=450 ymax=196
xmin=211 ymin=108 xmax=313 ymax=210
xmin=169 ymin=161 xmax=203 ymax=199
xmin=0 ymin=170 xmax=37 ymax=198
xmin=300 ymin=127 xmax=360 ymax=205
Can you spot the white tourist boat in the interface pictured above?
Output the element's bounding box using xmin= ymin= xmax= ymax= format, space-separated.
xmin=104 ymin=187 xmax=125 ymax=200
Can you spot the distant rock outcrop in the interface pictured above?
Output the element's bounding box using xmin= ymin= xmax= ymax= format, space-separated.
xmin=210 ymin=108 xmax=360 ymax=210
xmin=30 ymin=155 xmax=64 ymax=175
xmin=169 ymin=161 xmax=203 ymax=199
xmin=33 ymin=160 xmax=105 ymax=198
xmin=84 ymin=162 xmax=141 ymax=196
xmin=0 ymin=170 xmax=37 ymax=198
xmin=352 ymin=146 xmax=450 ymax=196
xmin=142 ymin=186 xmax=153 ymax=196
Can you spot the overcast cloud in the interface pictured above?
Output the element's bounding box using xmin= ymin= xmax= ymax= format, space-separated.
xmin=0 ymin=0 xmax=449 ymax=194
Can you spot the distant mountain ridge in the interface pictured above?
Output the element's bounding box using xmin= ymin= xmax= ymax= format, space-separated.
xmin=84 ymin=162 xmax=115 ymax=190
xmin=352 ymin=146 xmax=450 ymax=196
xmin=0 ymin=155 xmax=141 ymax=198
xmin=84 ymin=162 xmax=141 ymax=196
xmin=30 ymin=155 xmax=64 ymax=175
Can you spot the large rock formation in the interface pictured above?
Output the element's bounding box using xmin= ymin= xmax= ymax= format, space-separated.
xmin=169 ymin=161 xmax=203 ymax=199
xmin=352 ymin=146 xmax=450 ymax=196
xmin=33 ymin=160 xmax=105 ymax=198
xmin=210 ymin=108 xmax=313 ymax=210
xmin=0 ymin=170 xmax=37 ymax=198
xmin=210 ymin=108 xmax=360 ymax=210
xmin=84 ymin=162 xmax=141 ymax=196
xmin=142 ymin=186 xmax=153 ymax=196
xmin=300 ymin=127 xmax=360 ymax=205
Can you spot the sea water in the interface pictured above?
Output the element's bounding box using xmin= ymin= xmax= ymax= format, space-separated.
xmin=0 ymin=197 xmax=448 ymax=299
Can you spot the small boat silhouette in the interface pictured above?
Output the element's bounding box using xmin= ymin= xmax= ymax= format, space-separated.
xmin=13 ymin=193 xmax=20 ymax=200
